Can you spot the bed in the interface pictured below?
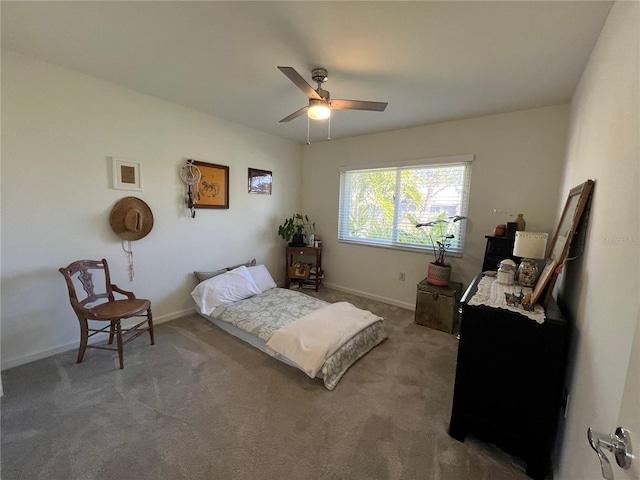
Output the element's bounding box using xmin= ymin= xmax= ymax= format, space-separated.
xmin=191 ymin=261 xmax=387 ymax=390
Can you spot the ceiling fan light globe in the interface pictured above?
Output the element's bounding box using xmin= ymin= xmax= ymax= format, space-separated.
xmin=308 ymin=104 xmax=331 ymax=120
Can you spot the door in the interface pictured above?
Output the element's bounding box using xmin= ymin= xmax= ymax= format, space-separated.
xmin=587 ymin=310 xmax=639 ymax=480
xmin=616 ymin=310 xmax=639 ymax=480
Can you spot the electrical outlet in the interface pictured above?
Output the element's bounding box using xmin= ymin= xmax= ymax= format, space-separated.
xmin=399 ymin=272 xmax=406 ymax=281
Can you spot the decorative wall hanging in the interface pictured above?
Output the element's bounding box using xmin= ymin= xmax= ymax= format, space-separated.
xmin=248 ymin=168 xmax=272 ymax=195
xmin=180 ymin=160 xmax=202 ymax=218
xmin=112 ymin=157 xmax=143 ymax=191
xmin=109 ymin=197 xmax=154 ymax=281
xmin=190 ymin=160 xmax=229 ymax=209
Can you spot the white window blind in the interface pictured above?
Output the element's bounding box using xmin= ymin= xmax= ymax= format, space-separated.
xmin=338 ymin=155 xmax=473 ymax=255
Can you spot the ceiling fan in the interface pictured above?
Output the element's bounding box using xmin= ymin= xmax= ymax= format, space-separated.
xmin=278 ymin=66 xmax=388 ymax=123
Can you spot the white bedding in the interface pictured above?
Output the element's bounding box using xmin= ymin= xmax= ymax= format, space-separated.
xmin=190 ymin=262 xmax=387 ymax=389
xmin=195 ymin=287 xmax=388 ymax=390
xmin=265 ymin=302 xmax=383 ymax=378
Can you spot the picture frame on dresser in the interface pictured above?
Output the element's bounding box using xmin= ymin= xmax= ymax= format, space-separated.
xmin=530 ymin=259 xmax=558 ymax=305
xmin=537 ymin=179 xmax=594 ymax=307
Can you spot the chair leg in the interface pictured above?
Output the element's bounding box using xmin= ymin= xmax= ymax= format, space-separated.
xmin=115 ymin=320 xmax=124 ymax=369
xmin=108 ymin=321 xmax=116 ymax=345
xmin=77 ymin=319 xmax=89 ymax=364
xmin=147 ymin=308 xmax=155 ymax=345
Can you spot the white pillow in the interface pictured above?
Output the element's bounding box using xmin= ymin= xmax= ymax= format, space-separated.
xmin=246 ymin=264 xmax=277 ymax=292
xmin=191 ymin=266 xmax=261 ymax=315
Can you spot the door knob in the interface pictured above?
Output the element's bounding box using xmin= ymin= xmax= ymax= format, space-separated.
xmin=587 ymin=427 xmax=633 ymax=479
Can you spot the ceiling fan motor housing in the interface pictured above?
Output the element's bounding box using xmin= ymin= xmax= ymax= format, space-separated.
xmin=311 ymin=68 xmax=328 ymax=84
xmin=316 ymin=88 xmax=330 ymax=101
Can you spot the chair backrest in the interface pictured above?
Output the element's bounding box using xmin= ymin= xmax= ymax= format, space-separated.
xmin=59 ymin=259 xmax=115 ymax=315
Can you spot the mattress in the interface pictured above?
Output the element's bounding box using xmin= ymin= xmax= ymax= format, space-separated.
xmin=197 ymin=287 xmax=387 ymax=390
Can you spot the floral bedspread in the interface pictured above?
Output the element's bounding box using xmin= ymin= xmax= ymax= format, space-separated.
xmin=209 ymin=288 xmax=387 ymax=390
xmin=211 ymin=288 xmax=328 ymax=340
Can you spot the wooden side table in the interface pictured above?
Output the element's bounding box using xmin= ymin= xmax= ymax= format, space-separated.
xmin=285 ymin=245 xmax=322 ymax=291
xmin=414 ymin=280 xmax=463 ymax=334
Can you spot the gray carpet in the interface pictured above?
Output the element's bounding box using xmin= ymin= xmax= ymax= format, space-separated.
xmin=1 ymin=288 xmax=532 ymax=480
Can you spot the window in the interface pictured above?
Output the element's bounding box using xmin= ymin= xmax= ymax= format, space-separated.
xmin=338 ymin=154 xmax=473 ymax=255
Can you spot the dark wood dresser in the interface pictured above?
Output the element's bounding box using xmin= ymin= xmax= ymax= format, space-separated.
xmin=482 ymin=235 xmax=516 ymax=272
xmin=448 ymin=274 xmax=569 ymax=480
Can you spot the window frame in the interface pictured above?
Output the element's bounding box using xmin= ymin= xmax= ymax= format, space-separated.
xmin=337 ymin=154 xmax=474 ymax=255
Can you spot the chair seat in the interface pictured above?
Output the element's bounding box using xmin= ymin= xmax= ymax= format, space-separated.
xmin=91 ymin=299 xmax=150 ymax=320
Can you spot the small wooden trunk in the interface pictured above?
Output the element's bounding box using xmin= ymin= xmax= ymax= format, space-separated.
xmin=414 ymin=279 xmax=463 ymax=334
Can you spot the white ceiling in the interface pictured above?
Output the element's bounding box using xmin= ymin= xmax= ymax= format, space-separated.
xmin=2 ymin=1 xmax=613 ymax=144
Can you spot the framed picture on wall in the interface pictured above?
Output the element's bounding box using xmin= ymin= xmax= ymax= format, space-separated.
xmin=248 ymin=168 xmax=272 ymax=195
xmin=192 ymin=160 xmax=229 ymax=209
xmin=112 ymin=157 xmax=143 ymax=191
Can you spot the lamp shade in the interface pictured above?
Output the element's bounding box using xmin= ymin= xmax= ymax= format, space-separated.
xmin=513 ymin=231 xmax=548 ymax=259
xmin=308 ymin=100 xmax=331 ymax=120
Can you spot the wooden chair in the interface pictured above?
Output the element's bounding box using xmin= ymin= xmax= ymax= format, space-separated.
xmin=59 ymin=258 xmax=154 ymax=369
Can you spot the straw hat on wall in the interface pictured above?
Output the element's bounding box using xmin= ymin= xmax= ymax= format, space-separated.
xmin=109 ymin=197 xmax=154 ymax=241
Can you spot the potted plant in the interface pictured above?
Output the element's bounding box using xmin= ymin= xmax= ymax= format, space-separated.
xmin=277 ymin=214 xmax=315 ymax=246
xmin=416 ymin=213 xmax=468 ymax=286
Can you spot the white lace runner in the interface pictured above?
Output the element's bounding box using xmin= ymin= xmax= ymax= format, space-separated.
xmin=468 ymin=275 xmax=546 ymax=324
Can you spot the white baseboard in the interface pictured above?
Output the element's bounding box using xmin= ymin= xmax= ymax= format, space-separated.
xmin=322 ymin=281 xmax=415 ymax=311
xmin=1 ymin=308 xmax=195 ymax=371
xmin=2 ymin=286 xmax=410 ymax=371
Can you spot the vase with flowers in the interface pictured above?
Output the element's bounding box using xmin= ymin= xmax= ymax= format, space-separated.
xmin=416 ymin=213 xmax=468 ymax=286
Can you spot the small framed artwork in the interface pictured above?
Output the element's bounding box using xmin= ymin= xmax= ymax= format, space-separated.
xmin=112 ymin=157 xmax=143 ymax=191
xmin=248 ymin=168 xmax=272 ymax=195
xmin=530 ymin=259 xmax=558 ymax=306
xmin=192 ymin=160 xmax=229 ymax=209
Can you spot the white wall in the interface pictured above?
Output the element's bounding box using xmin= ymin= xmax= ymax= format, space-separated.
xmin=302 ymin=106 xmax=570 ymax=308
xmin=3 ymin=5 xmax=637 ymax=477
xmin=1 ymin=51 xmax=302 ymax=369
xmin=0 ymin=51 xmax=572 ymax=369
xmin=555 ymin=2 xmax=639 ymax=479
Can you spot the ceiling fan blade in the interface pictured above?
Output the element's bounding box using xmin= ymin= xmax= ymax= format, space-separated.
xmin=330 ymin=99 xmax=388 ymax=112
xmin=278 ymin=66 xmax=321 ymax=100
xmin=279 ymin=106 xmax=309 ymax=123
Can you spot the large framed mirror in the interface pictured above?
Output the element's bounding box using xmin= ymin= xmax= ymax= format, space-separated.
xmin=531 ymin=179 xmax=594 ymax=307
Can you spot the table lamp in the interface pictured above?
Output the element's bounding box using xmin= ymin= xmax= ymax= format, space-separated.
xmin=513 ymin=232 xmax=548 ymax=287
